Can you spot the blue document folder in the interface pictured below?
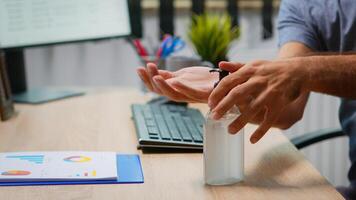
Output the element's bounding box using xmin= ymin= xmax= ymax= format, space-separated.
xmin=0 ymin=154 xmax=144 ymax=186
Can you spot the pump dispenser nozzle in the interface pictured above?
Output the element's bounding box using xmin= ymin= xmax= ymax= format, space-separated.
xmin=209 ymin=69 xmax=229 ymax=88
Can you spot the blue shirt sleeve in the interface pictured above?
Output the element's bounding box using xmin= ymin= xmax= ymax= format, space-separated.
xmin=277 ymin=0 xmax=320 ymax=50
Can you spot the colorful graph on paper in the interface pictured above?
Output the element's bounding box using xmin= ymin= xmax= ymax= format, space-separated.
xmin=63 ymin=156 xmax=91 ymax=163
xmin=1 ymin=170 xmax=31 ymax=176
xmin=6 ymin=155 xmax=44 ymax=164
xmin=0 ymin=152 xmax=117 ymax=182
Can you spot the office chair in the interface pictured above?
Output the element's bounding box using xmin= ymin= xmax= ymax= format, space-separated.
xmin=291 ymin=128 xmax=346 ymax=149
xmin=292 ymin=128 xmax=354 ymax=199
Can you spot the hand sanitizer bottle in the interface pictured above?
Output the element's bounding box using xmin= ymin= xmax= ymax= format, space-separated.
xmin=204 ymin=69 xmax=244 ymax=185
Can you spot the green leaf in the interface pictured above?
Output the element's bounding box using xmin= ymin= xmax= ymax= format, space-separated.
xmin=188 ymin=13 xmax=240 ymax=65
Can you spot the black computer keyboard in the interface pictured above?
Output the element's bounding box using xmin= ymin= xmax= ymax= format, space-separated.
xmin=131 ymin=104 xmax=205 ymax=150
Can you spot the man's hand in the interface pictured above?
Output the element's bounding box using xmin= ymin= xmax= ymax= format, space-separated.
xmin=137 ymin=62 xmax=243 ymax=103
xmin=208 ymin=58 xmax=308 ymax=143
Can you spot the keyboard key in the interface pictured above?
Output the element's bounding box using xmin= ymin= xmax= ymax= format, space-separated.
xmin=176 ymin=106 xmax=187 ymax=112
xmin=165 ymin=117 xmax=181 ymax=141
xmin=186 ymin=109 xmax=205 ymax=136
xmin=149 ymin=135 xmax=159 ymax=139
xmin=183 ymin=116 xmax=203 ymax=142
xmin=197 ymin=124 xmax=204 ymax=136
xmin=161 ymin=106 xmax=181 ymax=141
xmin=147 ymin=127 xmax=159 ymax=135
xmin=150 ymin=105 xmax=162 ymax=115
xmin=146 ymin=119 xmax=155 ymax=126
xmin=154 ymin=114 xmax=171 ymax=140
xmin=143 ymin=107 xmax=153 ymax=119
xmin=131 ymin=105 xmax=149 ymax=137
xmin=168 ymin=105 xmax=178 ymax=112
xmin=172 ymin=113 xmax=192 ymax=142
xmin=188 ymin=109 xmax=205 ymax=125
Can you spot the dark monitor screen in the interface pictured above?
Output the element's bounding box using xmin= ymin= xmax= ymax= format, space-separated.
xmin=0 ymin=0 xmax=131 ymax=49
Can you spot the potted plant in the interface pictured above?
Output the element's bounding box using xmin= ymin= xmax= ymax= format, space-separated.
xmin=188 ymin=14 xmax=240 ymax=67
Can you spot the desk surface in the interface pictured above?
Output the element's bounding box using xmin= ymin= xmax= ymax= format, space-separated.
xmin=0 ymin=88 xmax=343 ymax=200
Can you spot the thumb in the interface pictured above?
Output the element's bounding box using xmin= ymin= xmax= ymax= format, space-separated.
xmin=219 ymin=61 xmax=245 ymax=72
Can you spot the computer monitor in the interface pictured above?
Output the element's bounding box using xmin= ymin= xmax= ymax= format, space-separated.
xmin=0 ymin=0 xmax=131 ymax=49
xmin=0 ymin=0 xmax=131 ymax=97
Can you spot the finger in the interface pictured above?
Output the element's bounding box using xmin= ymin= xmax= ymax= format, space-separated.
xmin=170 ymin=80 xmax=210 ymax=102
xmin=237 ymin=89 xmax=277 ymax=141
xmin=219 ymin=61 xmax=245 ymax=72
xmin=249 ymin=109 xmax=267 ymax=124
xmin=228 ymin=91 xmax=270 ymax=134
xmin=153 ymin=76 xmax=197 ymax=102
xmin=228 ymin=105 xmax=262 ymax=135
xmin=211 ymin=79 xmax=263 ymax=120
xmin=137 ymin=67 xmax=154 ymax=91
xmin=147 ymin=63 xmax=162 ymax=94
xmin=208 ymin=70 xmax=251 ymax=109
xmin=250 ymin=106 xmax=281 ymax=144
xmin=236 ymin=102 xmax=266 ymax=125
xmin=211 ymin=89 xmax=255 ymax=120
xmin=158 ymin=70 xmax=174 ymax=79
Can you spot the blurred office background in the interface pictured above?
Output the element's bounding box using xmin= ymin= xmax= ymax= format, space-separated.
xmin=23 ymin=0 xmax=348 ymax=186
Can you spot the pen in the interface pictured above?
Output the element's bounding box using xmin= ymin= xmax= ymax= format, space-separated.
xmin=161 ymin=36 xmax=185 ymax=59
xmin=133 ymin=39 xmax=148 ymax=57
xmin=156 ymin=34 xmax=171 ymax=59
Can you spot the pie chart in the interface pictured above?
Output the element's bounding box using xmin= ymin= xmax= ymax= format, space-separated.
xmin=63 ymin=156 xmax=91 ymax=163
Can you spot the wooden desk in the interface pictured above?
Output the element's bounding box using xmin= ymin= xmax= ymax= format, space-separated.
xmin=0 ymin=88 xmax=343 ymax=200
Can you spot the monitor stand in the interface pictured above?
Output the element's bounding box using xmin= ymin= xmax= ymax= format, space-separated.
xmin=5 ymin=49 xmax=27 ymax=94
xmin=5 ymin=49 xmax=84 ymax=104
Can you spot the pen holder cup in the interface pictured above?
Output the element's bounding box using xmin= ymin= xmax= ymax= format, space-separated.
xmin=140 ymin=56 xmax=166 ymax=70
xmin=165 ymin=56 xmax=213 ymax=72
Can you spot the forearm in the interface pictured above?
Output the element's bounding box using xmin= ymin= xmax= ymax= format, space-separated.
xmin=277 ymin=42 xmax=314 ymax=58
xmin=302 ymin=55 xmax=356 ymax=99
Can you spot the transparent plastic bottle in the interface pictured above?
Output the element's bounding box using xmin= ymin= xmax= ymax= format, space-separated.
xmin=204 ymin=69 xmax=244 ymax=185
xmin=204 ymin=106 xmax=244 ymax=185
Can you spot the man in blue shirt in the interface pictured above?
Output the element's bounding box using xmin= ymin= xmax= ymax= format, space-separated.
xmin=137 ymin=0 xmax=356 ymax=198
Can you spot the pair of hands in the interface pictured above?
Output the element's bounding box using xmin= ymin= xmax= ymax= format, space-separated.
xmin=137 ymin=58 xmax=306 ymax=143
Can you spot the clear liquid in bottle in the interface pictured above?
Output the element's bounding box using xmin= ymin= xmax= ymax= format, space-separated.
xmin=204 ymin=106 xmax=244 ymax=185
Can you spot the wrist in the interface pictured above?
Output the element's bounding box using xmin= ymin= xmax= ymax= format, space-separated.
xmin=293 ymin=57 xmax=314 ymax=93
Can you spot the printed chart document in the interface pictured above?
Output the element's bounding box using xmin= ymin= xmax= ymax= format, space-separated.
xmin=0 ymin=152 xmax=118 ymax=182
